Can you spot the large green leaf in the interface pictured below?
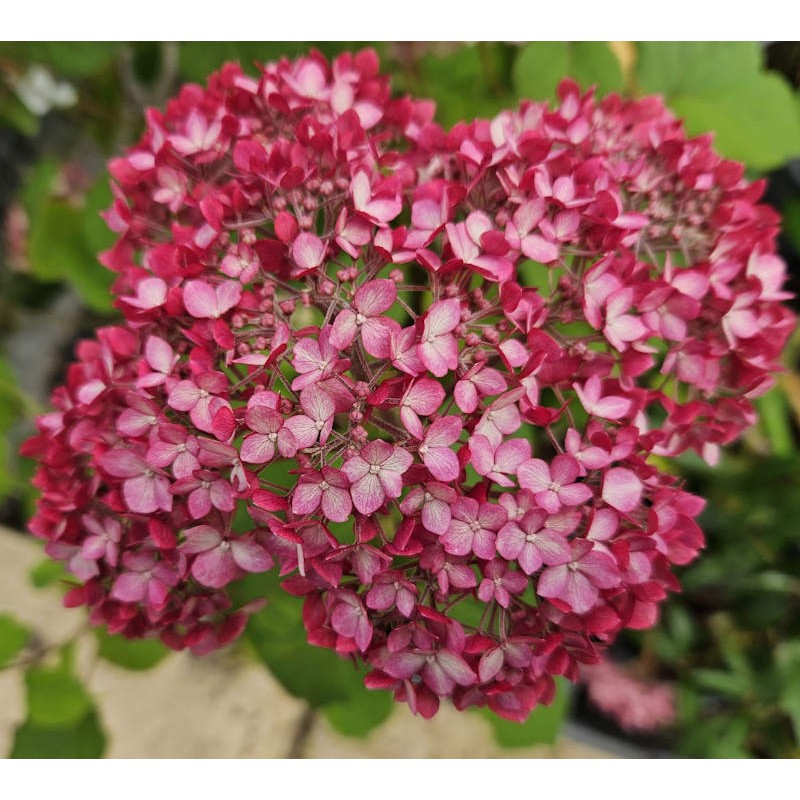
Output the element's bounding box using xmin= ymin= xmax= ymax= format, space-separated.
xmin=635 ymin=42 xmax=800 ymax=170
xmin=95 ymin=629 xmax=170 ymax=671
xmin=323 ymin=688 xmax=393 ymax=738
xmin=24 ymin=666 xmax=93 ymax=728
xmin=29 ymin=557 xmax=68 ymax=589
xmin=233 ymin=571 xmax=370 ymax=709
xmin=25 ymin=187 xmax=114 ymax=312
xmin=414 ymin=44 xmax=515 ymax=127
xmin=513 ymin=42 xmax=623 ymax=102
xmin=10 ymin=709 xmax=106 ymax=758
xmin=484 ymin=677 xmax=572 ymax=747
xmin=0 ymin=614 xmax=30 ymax=668
xmin=637 ymin=42 xmax=762 ymax=98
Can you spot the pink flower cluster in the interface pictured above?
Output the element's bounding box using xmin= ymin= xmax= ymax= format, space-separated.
xmin=581 ymin=659 xmax=676 ymax=732
xmin=23 ymin=50 xmax=794 ymax=719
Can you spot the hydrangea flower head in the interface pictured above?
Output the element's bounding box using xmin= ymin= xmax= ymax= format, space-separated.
xmin=24 ymin=52 xmax=794 ymax=719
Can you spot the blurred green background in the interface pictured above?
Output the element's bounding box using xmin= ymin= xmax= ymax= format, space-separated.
xmin=1 ymin=41 xmax=800 ymax=758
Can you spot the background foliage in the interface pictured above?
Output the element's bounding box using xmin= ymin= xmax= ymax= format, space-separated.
xmin=1 ymin=41 xmax=799 ymax=758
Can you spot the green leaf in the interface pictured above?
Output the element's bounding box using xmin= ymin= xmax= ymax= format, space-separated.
xmin=178 ymin=42 xmax=312 ymax=84
xmin=0 ymin=614 xmax=30 ymax=668
xmin=636 ymin=42 xmax=762 ymax=99
xmin=323 ymin=688 xmax=393 ymax=738
xmin=634 ymin=42 xmax=800 ymax=170
xmin=10 ymin=709 xmax=106 ymax=758
xmin=669 ymin=75 xmax=800 ymax=171
xmin=566 ymin=42 xmax=624 ymax=96
xmin=25 ymin=666 xmax=92 ymax=728
xmin=26 ymin=195 xmax=114 ymax=312
xmin=235 ymin=572 xmax=370 ymax=709
xmin=414 ymin=44 xmax=515 ymax=128
xmin=756 ymin=387 xmax=794 ymax=457
xmin=513 ymin=42 xmax=569 ymax=102
xmin=95 ymin=629 xmax=169 ymax=671
xmin=484 ymin=677 xmax=571 ymax=747
xmin=0 ymin=88 xmax=40 ymax=135
xmin=0 ymin=42 xmax=118 ymax=77
xmin=82 ymin=178 xmax=115 ymax=255
xmin=691 ymin=668 xmax=749 ymax=698
xmin=513 ymin=42 xmax=623 ymax=102
xmin=29 ymin=558 xmax=68 ymax=589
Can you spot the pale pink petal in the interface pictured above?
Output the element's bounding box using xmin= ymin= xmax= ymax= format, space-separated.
xmin=602 ymin=467 xmax=643 ymax=513
xmin=321 ymin=485 xmax=353 ymax=522
xmin=100 ymin=449 xmax=145 ymax=479
xmin=192 ymin=546 xmax=237 ymax=588
xmin=181 ymin=525 xmax=222 ymax=554
xmin=521 ymin=234 xmax=559 ymax=263
xmin=111 ymin=572 xmax=148 ymax=602
xmin=168 ymin=381 xmax=200 ymax=412
xmin=421 ymin=498 xmax=451 ymax=535
xmin=240 ymin=433 xmax=276 ymax=464
xmin=329 ymin=308 xmax=359 ymax=349
xmin=425 ymin=298 xmax=461 ymax=335
xmin=517 ymin=459 xmax=551 ymax=493
xmin=231 ymin=539 xmax=273 ymax=573
xmin=183 ymin=281 xmax=219 ymax=318
xmin=423 ymin=447 xmax=460 ymax=482
xmin=292 ymin=232 xmax=326 ymax=271
xmin=354 ymin=278 xmax=396 ymax=316
xmin=351 ymin=473 xmax=385 ymax=515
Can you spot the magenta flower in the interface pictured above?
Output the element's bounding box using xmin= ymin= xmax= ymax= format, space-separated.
xmin=496 ymin=509 xmax=572 ymax=575
xmin=181 ymin=525 xmax=272 ymax=589
xmin=417 ymin=416 xmax=462 ymax=481
xmin=291 ymin=467 xmax=353 ymax=523
xmin=517 ymin=454 xmax=593 ymax=514
xmin=330 ymin=279 xmax=398 ymax=357
xmin=538 ymin=540 xmax=620 ymax=614
xmin=418 ymin=298 xmax=460 ymax=377
xmin=441 ymin=498 xmax=507 ymax=560
xmin=111 ymin=550 xmax=179 ymax=606
xmin=22 ymin=51 xmax=794 ymax=721
xmin=400 ymin=378 xmax=445 ymax=439
xmin=469 ymin=434 xmax=531 ymax=487
xmin=99 ymin=449 xmax=173 ymax=514
xmin=342 ymin=440 xmax=413 ymax=515
xmin=240 ymin=405 xmax=297 ymax=464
